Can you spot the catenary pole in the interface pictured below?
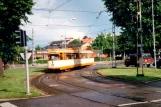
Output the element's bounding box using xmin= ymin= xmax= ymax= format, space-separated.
xmin=152 ymin=0 xmax=157 ymax=71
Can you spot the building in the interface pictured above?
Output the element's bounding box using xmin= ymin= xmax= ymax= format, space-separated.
xmin=81 ymin=36 xmax=95 ymax=44
xmin=34 ymin=36 xmax=95 ymax=60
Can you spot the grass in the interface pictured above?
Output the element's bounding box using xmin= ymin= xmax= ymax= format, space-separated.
xmin=97 ymin=67 xmax=161 ymax=82
xmin=0 ymin=68 xmax=47 ymax=99
xmin=36 ymin=59 xmax=47 ymax=64
xmin=94 ymin=57 xmax=109 ymax=62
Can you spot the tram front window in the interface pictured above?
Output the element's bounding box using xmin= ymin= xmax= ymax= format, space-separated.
xmin=49 ymin=54 xmax=59 ymax=60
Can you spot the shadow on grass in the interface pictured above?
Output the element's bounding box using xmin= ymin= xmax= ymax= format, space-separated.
xmin=0 ymin=89 xmax=8 ymax=92
xmin=0 ymin=89 xmax=26 ymax=94
xmin=100 ymin=67 xmax=136 ymax=70
xmin=107 ymin=75 xmax=161 ymax=82
xmin=32 ymin=68 xmax=48 ymax=73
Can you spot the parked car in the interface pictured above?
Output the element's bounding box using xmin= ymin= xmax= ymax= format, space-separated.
xmin=124 ymin=53 xmax=153 ymax=67
xmin=124 ymin=54 xmax=137 ymax=67
xmin=142 ymin=53 xmax=154 ymax=67
xmin=153 ymin=58 xmax=161 ymax=68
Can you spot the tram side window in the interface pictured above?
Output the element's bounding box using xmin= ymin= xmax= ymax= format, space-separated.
xmin=87 ymin=53 xmax=93 ymax=58
xmin=49 ymin=54 xmax=59 ymax=60
xmin=81 ymin=53 xmax=92 ymax=58
xmin=81 ymin=53 xmax=87 ymax=58
xmin=73 ymin=53 xmax=79 ymax=59
xmin=66 ymin=53 xmax=79 ymax=59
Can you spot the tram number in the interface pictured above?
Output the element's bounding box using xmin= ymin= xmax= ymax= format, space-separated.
xmin=51 ymin=62 xmax=54 ymax=66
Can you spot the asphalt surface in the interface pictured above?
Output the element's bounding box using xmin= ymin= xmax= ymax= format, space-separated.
xmin=1 ymin=62 xmax=161 ymax=107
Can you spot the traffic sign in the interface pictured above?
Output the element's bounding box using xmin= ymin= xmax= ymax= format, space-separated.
xmin=20 ymin=53 xmax=32 ymax=60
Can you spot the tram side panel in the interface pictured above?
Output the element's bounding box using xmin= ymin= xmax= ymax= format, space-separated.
xmin=80 ymin=58 xmax=94 ymax=66
xmin=48 ymin=58 xmax=94 ymax=71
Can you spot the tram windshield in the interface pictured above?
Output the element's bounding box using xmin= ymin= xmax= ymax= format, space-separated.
xmin=49 ymin=54 xmax=59 ymax=60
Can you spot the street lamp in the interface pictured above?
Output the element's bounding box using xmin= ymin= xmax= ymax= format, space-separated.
xmin=63 ymin=18 xmax=76 ymax=48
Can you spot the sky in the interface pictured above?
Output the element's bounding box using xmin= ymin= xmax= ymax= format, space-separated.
xmin=20 ymin=0 xmax=121 ymax=49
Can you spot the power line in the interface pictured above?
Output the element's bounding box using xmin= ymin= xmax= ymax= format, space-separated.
xmin=25 ymin=23 xmax=112 ymax=27
xmin=86 ymin=11 xmax=103 ymax=35
xmin=47 ymin=0 xmax=73 ymax=26
xmin=87 ymin=28 xmax=112 ymax=34
xmin=49 ymin=0 xmax=73 ymax=13
xmin=33 ymin=8 xmax=106 ymax=14
xmin=31 ymin=28 xmax=112 ymax=38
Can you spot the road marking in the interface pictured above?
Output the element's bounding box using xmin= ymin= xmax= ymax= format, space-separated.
xmin=118 ymin=101 xmax=148 ymax=107
xmin=156 ymin=91 xmax=161 ymax=93
xmin=59 ymin=76 xmax=67 ymax=79
xmin=86 ymin=81 xmax=95 ymax=84
xmin=0 ymin=102 xmax=17 ymax=107
xmin=50 ymin=84 xmax=59 ymax=87
xmin=151 ymin=99 xmax=161 ymax=103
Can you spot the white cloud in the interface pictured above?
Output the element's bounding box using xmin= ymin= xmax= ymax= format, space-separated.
xmin=20 ymin=0 xmax=119 ymax=48
xmin=21 ymin=9 xmax=85 ymax=48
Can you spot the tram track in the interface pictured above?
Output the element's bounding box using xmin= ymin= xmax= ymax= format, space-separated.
xmin=59 ymin=70 xmax=147 ymax=102
xmin=31 ymin=71 xmax=111 ymax=106
xmin=31 ymin=64 xmax=161 ymax=106
xmin=35 ymin=66 xmax=146 ymax=103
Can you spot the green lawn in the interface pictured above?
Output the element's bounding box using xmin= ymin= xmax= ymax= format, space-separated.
xmin=0 ymin=68 xmax=47 ymax=99
xmin=97 ymin=67 xmax=161 ymax=82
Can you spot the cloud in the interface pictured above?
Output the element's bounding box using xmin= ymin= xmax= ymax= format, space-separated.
xmin=20 ymin=0 xmax=120 ymax=48
xmin=21 ymin=10 xmax=85 ymax=48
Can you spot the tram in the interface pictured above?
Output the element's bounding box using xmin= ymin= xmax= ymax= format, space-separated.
xmin=47 ymin=48 xmax=94 ymax=71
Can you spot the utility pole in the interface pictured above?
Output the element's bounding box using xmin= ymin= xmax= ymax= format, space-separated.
xmin=152 ymin=0 xmax=157 ymax=71
xmin=32 ymin=28 xmax=35 ymax=66
xmin=24 ymin=46 xmax=30 ymax=95
xmin=136 ymin=1 xmax=139 ymax=75
xmin=136 ymin=0 xmax=144 ymax=76
xmin=112 ymin=23 xmax=116 ymax=68
xmin=65 ymin=36 xmax=66 ymax=49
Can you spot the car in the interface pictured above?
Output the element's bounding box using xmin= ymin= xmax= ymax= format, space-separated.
xmin=142 ymin=53 xmax=154 ymax=67
xmin=124 ymin=54 xmax=137 ymax=67
xmin=153 ymin=58 xmax=161 ymax=68
xmin=124 ymin=53 xmax=154 ymax=67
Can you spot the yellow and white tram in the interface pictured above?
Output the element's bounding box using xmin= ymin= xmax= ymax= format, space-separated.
xmin=47 ymin=48 xmax=94 ymax=71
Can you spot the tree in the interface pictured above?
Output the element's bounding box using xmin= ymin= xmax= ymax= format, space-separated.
xmin=0 ymin=0 xmax=34 ymax=75
xmin=92 ymin=33 xmax=113 ymax=53
xmin=35 ymin=45 xmax=41 ymax=51
xmin=102 ymin=0 xmax=161 ymax=54
xmin=70 ymin=39 xmax=81 ymax=44
xmin=117 ymin=31 xmax=136 ymax=54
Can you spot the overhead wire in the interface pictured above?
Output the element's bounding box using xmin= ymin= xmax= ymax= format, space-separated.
xmin=47 ymin=0 xmax=73 ymax=25
xmin=25 ymin=23 xmax=111 ymax=27
xmin=85 ymin=11 xmax=103 ymax=35
xmin=87 ymin=28 xmax=112 ymax=34
xmin=33 ymin=8 xmax=106 ymax=14
xmin=30 ymin=1 xmax=114 ymax=40
xmin=48 ymin=0 xmax=73 ymax=13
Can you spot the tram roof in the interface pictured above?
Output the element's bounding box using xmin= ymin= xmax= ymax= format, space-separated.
xmin=47 ymin=48 xmax=93 ymax=54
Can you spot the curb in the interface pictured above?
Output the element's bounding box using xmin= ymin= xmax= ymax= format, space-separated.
xmin=0 ymin=95 xmax=52 ymax=102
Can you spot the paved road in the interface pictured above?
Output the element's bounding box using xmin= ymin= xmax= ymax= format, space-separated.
xmin=1 ymin=63 xmax=161 ymax=107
